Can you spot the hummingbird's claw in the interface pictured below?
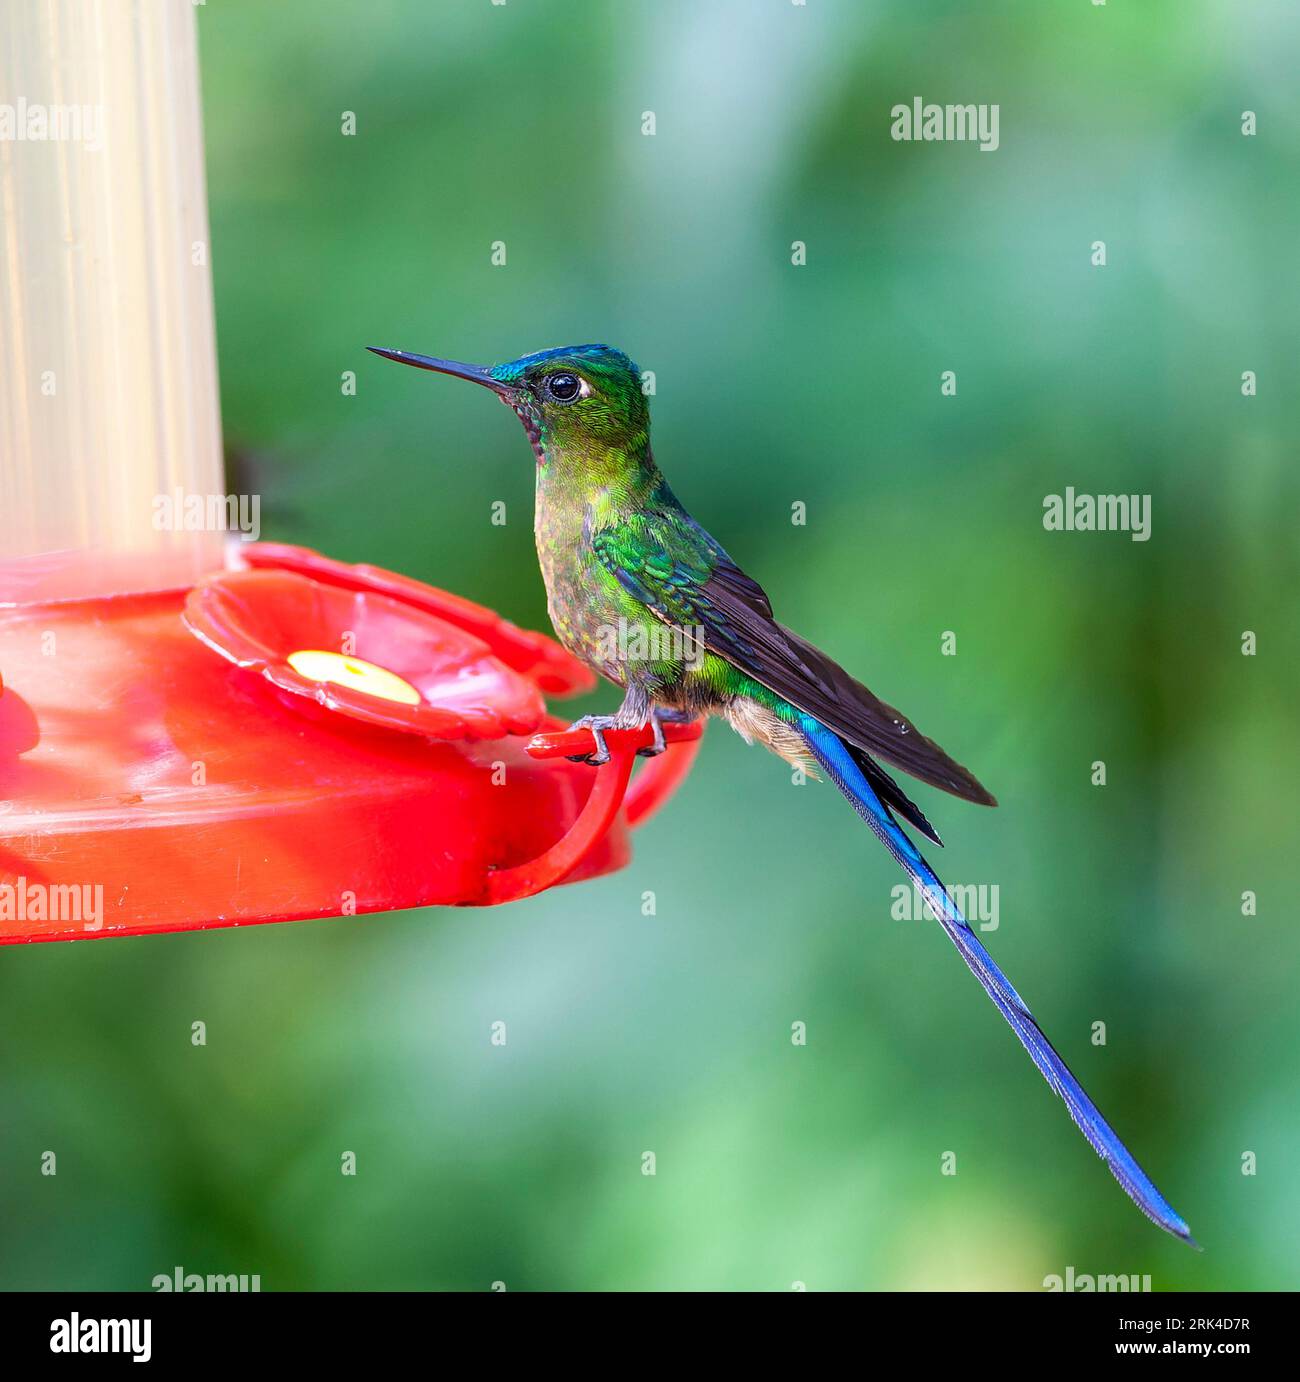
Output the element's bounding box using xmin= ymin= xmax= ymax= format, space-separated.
xmin=636 ymin=713 xmax=668 ymax=758
xmin=566 ymin=748 xmax=611 ymax=767
xmin=564 ymin=717 xmax=612 ymax=766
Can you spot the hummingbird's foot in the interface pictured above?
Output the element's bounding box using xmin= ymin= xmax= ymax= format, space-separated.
xmin=636 ymin=705 xmax=698 ymax=757
xmin=636 ymin=713 xmax=667 ymax=758
xmin=563 ymin=689 xmax=663 ymax=765
xmin=635 ymin=706 xmax=700 ymax=758
xmin=563 ymin=714 xmax=618 ymax=766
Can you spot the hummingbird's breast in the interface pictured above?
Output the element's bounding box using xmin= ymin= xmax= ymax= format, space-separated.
xmin=533 ymin=486 xmax=629 ymax=687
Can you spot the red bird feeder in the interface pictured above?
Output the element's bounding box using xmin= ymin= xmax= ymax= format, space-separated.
xmin=0 ymin=543 xmax=701 ymax=944
xmin=0 ymin=4 xmax=700 ymax=947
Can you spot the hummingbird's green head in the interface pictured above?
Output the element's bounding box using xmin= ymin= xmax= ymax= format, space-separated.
xmin=367 ymin=342 xmax=649 ymax=466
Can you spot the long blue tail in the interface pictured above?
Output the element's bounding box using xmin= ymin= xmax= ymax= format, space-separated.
xmin=798 ymin=713 xmax=1195 ymax=1245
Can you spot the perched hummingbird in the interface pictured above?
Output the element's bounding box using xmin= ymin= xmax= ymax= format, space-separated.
xmin=369 ymin=341 xmax=1195 ymax=1246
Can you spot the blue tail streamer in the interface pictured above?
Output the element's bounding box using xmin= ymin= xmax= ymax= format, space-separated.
xmin=799 ymin=713 xmax=1195 ymax=1245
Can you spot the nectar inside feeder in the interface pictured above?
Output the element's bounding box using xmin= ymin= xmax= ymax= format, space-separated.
xmin=182 ymin=563 xmax=554 ymax=740
xmin=284 ymin=651 xmax=422 ymax=706
xmin=0 ymin=3 xmax=702 ymax=946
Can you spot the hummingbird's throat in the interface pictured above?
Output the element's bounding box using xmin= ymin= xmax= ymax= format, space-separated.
xmin=504 ymin=395 xmax=546 ymax=465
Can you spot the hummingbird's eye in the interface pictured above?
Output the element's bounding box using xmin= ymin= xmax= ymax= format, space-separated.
xmin=545 ymin=371 xmax=586 ymax=403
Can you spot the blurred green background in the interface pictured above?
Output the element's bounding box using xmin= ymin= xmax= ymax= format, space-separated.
xmin=4 ymin=0 xmax=1298 ymax=1290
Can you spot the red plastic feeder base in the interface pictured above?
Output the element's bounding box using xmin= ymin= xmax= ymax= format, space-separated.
xmin=0 ymin=544 xmax=702 ymax=944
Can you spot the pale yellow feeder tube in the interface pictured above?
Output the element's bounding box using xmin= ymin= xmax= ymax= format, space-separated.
xmin=0 ymin=0 xmax=225 ymax=602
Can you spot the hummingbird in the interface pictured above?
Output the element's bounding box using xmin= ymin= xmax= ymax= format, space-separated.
xmin=369 ymin=341 xmax=1195 ymax=1246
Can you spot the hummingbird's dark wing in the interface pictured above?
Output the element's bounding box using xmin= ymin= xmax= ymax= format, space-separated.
xmin=591 ymin=503 xmax=996 ymax=810
xmin=704 ymin=558 xmax=997 ymax=807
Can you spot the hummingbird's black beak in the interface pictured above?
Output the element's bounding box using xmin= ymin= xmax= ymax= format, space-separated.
xmin=367 ymin=347 xmax=513 ymax=397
